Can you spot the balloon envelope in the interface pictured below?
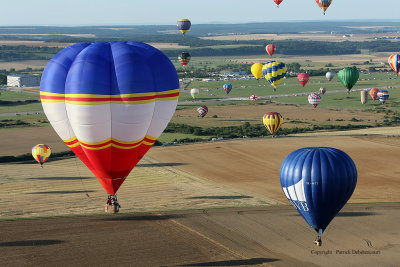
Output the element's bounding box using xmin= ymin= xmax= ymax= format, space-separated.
xmin=190 ymin=88 xmax=199 ymax=99
xmin=377 ymin=90 xmax=389 ymax=104
xmin=178 ymin=52 xmax=191 ymax=67
xmin=250 ymin=95 xmax=258 ymax=101
xmin=280 ymin=147 xmax=357 ymax=234
xmin=326 ymin=71 xmax=335 ymax=82
xmin=262 ymin=61 xmax=287 ymax=90
xmin=266 ymin=44 xmax=276 ymax=57
xmin=197 ymin=106 xmax=208 ymax=117
xmin=251 ymin=63 xmax=264 ymax=80
xmin=315 ymin=0 xmax=333 ymax=14
xmin=308 ymin=93 xmax=322 ymax=108
xmin=263 ymin=112 xmax=283 ymax=136
xmin=388 ymin=54 xmax=400 ymax=76
xmin=369 ymin=88 xmax=379 ymax=101
xmin=274 ymin=0 xmax=283 ymax=7
xmin=177 ymin=19 xmax=191 ymax=35
xmin=40 ymin=41 xmax=180 ymax=195
xmin=32 ymin=144 xmax=51 ymax=165
xmin=338 ymin=67 xmax=359 ymax=92
xmin=319 ymin=87 xmax=326 ymax=95
xmin=360 ymin=90 xmax=368 ymax=105
xmin=297 ymin=73 xmax=310 ymax=87
xmin=223 ymin=84 xmax=232 ymax=94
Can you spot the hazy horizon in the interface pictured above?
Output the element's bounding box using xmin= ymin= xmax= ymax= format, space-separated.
xmin=1 ymin=0 xmax=399 ymax=26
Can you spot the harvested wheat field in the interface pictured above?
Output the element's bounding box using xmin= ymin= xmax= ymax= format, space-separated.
xmin=0 ymin=135 xmax=399 ymax=266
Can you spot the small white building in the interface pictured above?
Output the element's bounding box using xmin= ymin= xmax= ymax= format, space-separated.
xmin=7 ymin=74 xmax=40 ymax=87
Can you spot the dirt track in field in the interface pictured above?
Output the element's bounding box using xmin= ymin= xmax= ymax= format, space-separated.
xmin=200 ymin=32 xmax=400 ymax=42
xmin=1 ymin=136 xmax=400 ymax=266
xmin=1 ymin=205 xmax=398 ymax=266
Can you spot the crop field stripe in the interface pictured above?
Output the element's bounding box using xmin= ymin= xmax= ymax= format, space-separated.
xmin=169 ymin=217 xmax=247 ymax=260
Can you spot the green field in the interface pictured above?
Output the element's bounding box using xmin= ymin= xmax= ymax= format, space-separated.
xmin=158 ymin=133 xmax=211 ymax=143
xmin=179 ymin=72 xmax=399 ymax=103
xmin=0 ymin=90 xmax=39 ymax=101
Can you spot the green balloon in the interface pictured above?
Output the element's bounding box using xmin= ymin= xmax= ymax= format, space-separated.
xmin=338 ymin=67 xmax=360 ymax=91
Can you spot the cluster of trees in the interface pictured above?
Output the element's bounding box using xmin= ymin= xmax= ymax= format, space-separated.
xmin=164 ymin=122 xmax=374 ymax=141
xmin=1 ymin=38 xmax=400 ymax=63
xmin=0 ymin=150 xmax=74 ymax=163
xmin=0 ymin=45 xmax=60 ymax=62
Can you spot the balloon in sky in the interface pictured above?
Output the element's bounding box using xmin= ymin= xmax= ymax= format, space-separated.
xmin=32 ymin=144 xmax=51 ymax=167
xmin=377 ymin=90 xmax=389 ymax=104
xmin=388 ymin=54 xmax=400 ymax=76
xmin=280 ymin=147 xmax=357 ymax=239
xmin=315 ymin=0 xmax=333 ymax=15
xmin=319 ymin=87 xmax=326 ymax=95
xmin=263 ymin=112 xmax=283 ymax=137
xmin=338 ymin=67 xmax=359 ymax=92
xmin=190 ymin=88 xmax=199 ymax=99
xmin=360 ymin=90 xmax=368 ymax=105
xmin=308 ymin=93 xmax=322 ymax=108
xmin=297 ymin=73 xmax=310 ymax=87
xmin=263 ymin=61 xmax=287 ymax=91
xmin=197 ymin=105 xmax=208 ymax=118
xmin=40 ymin=41 xmax=180 ymax=198
xmin=250 ymin=95 xmax=258 ymax=101
xmin=369 ymin=88 xmax=379 ymax=101
xmin=274 ymin=0 xmax=283 ymax=7
xmin=177 ymin=19 xmax=191 ymax=35
xmin=326 ymin=71 xmax=335 ymax=82
xmin=178 ymin=52 xmax=191 ymax=67
xmin=266 ymin=44 xmax=276 ymax=57
xmin=251 ymin=63 xmax=264 ymax=80
xmin=223 ymin=84 xmax=232 ymax=94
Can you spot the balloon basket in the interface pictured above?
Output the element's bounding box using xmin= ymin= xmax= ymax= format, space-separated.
xmin=105 ymin=204 xmax=119 ymax=213
xmin=314 ymin=235 xmax=322 ymax=246
xmin=105 ymin=194 xmax=120 ymax=213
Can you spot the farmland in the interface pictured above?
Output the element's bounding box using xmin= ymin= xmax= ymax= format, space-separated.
xmin=1 ymin=23 xmax=400 ymax=266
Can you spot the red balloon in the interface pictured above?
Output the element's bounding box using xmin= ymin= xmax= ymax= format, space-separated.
xmin=274 ymin=0 xmax=283 ymax=7
xmin=266 ymin=44 xmax=276 ymax=57
xmin=369 ymin=88 xmax=379 ymax=101
xmin=297 ymin=73 xmax=310 ymax=87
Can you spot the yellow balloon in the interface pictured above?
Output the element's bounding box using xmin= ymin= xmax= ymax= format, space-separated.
xmin=262 ymin=61 xmax=287 ymax=90
xmin=263 ymin=112 xmax=284 ymax=136
xmin=32 ymin=144 xmax=52 ymax=166
xmin=251 ymin=63 xmax=264 ymax=80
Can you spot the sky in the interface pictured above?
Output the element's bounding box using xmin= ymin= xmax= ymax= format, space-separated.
xmin=1 ymin=0 xmax=399 ymax=26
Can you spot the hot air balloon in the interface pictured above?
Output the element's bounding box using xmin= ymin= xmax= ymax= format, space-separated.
xmin=326 ymin=71 xmax=335 ymax=82
xmin=308 ymin=93 xmax=322 ymax=108
xmin=263 ymin=61 xmax=287 ymax=91
xmin=315 ymin=0 xmax=333 ymax=15
xmin=319 ymin=87 xmax=326 ymax=95
xmin=280 ymin=147 xmax=357 ymax=245
xmin=177 ymin=19 xmax=191 ymax=35
xmin=338 ymin=67 xmax=359 ymax=93
xmin=297 ymin=73 xmax=310 ymax=87
xmin=32 ymin=144 xmax=51 ymax=167
xmin=197 ymin=106 xmax=208 ymax=118
xmin=274 ymin=0 xmax=283 ymax=7
xmin=178 ymin=52 xmax=191 ymax=67
xmin=190 ymin=88 xmax=199 ymax=99
xmin=360 ymin=90 xmax=368 ymax=105
xmin=266 ymin=44 xmax=276 ymax=57
xmin=377 ymin=90 xmax=389 ymax=104
xmin=40 ymin=41 xmax=180 ymax=210
xmin=388 ymin=54 xmax=400 ymax=76
xmin=263 ymin=112 xmax=283 ymax=137
xmin=251 ymin=63 xmax=264 ymax=80
xmin=369 ymin=88 xmax=379 ymax=101
xmin=250 ymin=95 xmax=258 ymax=101
xmin=223 ymin=84 xmax=232 ymax=94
